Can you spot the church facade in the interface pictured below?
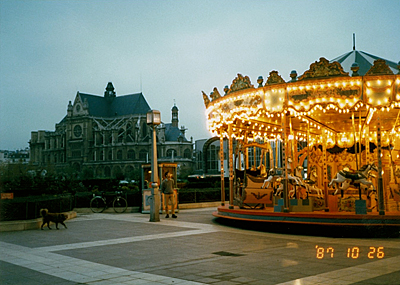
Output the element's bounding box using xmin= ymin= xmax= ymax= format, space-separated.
xmin=29 ymin=82 xmax=194 ymax=180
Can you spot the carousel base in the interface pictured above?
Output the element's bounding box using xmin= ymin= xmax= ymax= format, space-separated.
xmin=213 ymin=205 xmax=400 ymax=238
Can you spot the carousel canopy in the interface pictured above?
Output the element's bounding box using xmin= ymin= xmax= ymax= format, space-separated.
xmin=331 ymin=50 xmax=399 ymax=76
xmin=202 ymin=52 xmax=400 ymax=150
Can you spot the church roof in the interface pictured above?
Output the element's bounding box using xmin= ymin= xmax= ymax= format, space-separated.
xmin=165 ymin=123 xmax=188 ymax=142
xmin=79 ymin=92 xmax=151 ymax=117
xmin=330 ymin=50 xmax=398 ymax=76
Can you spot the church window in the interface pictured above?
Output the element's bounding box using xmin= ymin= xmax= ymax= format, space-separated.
xmin=73 ymin=125 xmax=82 ymax=137
xmin=126 ymin=129 xmax=134 ymax=142
xmin=118 ymin=129 xmax=124 ymax=143
xmin=166 ymin=149 xmax=175 ymax=157
xmin=184 ymin=149 xmax=192 ymax=159
xmin=104 ymin=167 xmax=111 ymax=177
xmin=108 ymin=150 xmax=112 ymax=160
xmin=117 ymin=150 xmax=123 ymax=160
xmin=141 ymin=122 xmax=148 ymax=138
xmin=139 ymin=149 xmax=148 ymax=161
xmin=127 ymin=149 xmax=135 ymax=160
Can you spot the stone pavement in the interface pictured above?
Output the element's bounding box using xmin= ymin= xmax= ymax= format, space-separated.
xmin=1 ymin=207 xmax=400 ymax=285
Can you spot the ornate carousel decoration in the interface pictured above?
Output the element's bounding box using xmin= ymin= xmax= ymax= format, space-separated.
xmin=202 ymin=50 xmax=400 ymax=234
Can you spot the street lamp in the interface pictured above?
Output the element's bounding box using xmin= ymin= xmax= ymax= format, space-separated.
xmin=147 ymin=110 xmax=161 ymax=222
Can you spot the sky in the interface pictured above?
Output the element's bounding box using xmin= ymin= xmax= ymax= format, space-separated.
xmin=0 ymin=0 xmax=399 ymax=151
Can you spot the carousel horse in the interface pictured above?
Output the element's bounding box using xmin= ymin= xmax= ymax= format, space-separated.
xmin=274 ymin=177 xmax=307 ymax=199
xmin=262 ymin=166 xmax=304 ymax=189
xmin=329 ymin=163 xmax=378 ymax=195
xmin=274 ymin=166 xmax=307 ymax=198
xmin=304 ymin=167 xmax=324 ymax=198
xmin=262 ymin=168 xmax=283 ymax=189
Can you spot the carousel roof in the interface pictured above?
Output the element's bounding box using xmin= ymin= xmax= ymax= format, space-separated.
xmin=331 ymin=49 xmax=399 ymax=76
xmin=202 ymin=52 xmax=400 ymax=150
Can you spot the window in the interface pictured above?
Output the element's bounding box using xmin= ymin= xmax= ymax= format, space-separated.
xmin=139 ymin=150 xmax=148 ymax=161
xmin=73 ymin=125 xmax=82 ymax=137
xmin=117 ymin=150 xmax=123 ymax=160
xmin=141 ymin=122 xmax=148 ymax=138
xmin=127 ymin=149 xmax=135 ymax=160
xmin=166 ymin=149 xmax=175 ymax=157
xmin=208 ymin=145 xmax=219 ymax=171
xmin=184 ymin=149 xmax=192 ymax=159
xmin=118 ymin=129 xmax=124 ymax=143
xmin=104 ymin=167 xmax=111 ymax=177
xmin=126 ymin=129 xmax=134 ymax=142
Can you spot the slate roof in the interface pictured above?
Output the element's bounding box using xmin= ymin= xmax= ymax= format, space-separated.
xmin=79 ymin=92 xmax=151 ymax=117
xmin=165 ymin=123 xmax=188 ymax=142
xmin=330 ymin=50 xmax=399 ymax=76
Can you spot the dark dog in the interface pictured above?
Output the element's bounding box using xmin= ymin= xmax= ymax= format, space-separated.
xmin=40 ymin=208 xmax=68 ymax=230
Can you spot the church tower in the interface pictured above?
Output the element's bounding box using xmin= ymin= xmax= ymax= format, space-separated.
xmin=104 ymin=82 xmax=116 ymax=100
xmin=171 ymin=103 xmax=179 ymax=127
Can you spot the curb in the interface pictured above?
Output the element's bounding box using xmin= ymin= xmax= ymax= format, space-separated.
xmin=0 ymin=202 xmax=221 ymax=232
xmin=0 ymin=211 xmax=77 ymax=232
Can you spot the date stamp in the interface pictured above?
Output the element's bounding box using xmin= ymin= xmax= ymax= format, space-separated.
xmin=315 ymin=245 xmax=385 ymax=259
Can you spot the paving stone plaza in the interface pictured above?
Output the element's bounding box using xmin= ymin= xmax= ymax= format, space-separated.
xmin=1 ymin=207 xmax=400 ymax=285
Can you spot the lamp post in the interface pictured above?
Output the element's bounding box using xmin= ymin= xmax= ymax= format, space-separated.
xmin=147 ymin=110 xmax=161 ymax=222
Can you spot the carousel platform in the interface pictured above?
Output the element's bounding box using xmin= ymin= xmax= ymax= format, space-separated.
xmin=213 ymin=204 xmax=400 ymax=237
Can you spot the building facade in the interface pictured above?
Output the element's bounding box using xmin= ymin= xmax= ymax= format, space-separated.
xmin=0 ymin=149 xmax=30 ymax=164
xmin=30 ymin=82 xmax=193 ymax=180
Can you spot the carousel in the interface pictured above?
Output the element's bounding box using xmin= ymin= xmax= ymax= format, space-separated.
xmin=202 ymin=51 xmax=400 ymax=236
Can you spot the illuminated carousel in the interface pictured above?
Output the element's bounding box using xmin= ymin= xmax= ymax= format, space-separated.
xmin=202 ymin=52 xmax=400 ymax=236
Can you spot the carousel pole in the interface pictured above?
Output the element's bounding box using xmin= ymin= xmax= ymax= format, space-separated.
xmin=377 ymin=111 xmax=385 ymax=215
xmin=245 ymin=136 xmax=249 ymax=170
xmin=352 ymin=112 xmax=362 ymax=200
xmin=307 ymin=120 xmax=310 ymax=178
xmin=359 ymin=109 xmax=362 ymax=167
xmin=228 ymin=124 xmax=234 ymax=209
xmin=282 ymin=112 xmax=289 ymax=212
xmin=352 ymin=112 xmax=359 ymax=170
xmin=365 ymin=126 xmax=370 ymax=164
xmin=322 ymin=131 xmax=329 ymax=211
xmin=219 ymin=133 xmax=225 ymax=206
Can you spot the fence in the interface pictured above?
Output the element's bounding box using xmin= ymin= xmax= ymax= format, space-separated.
xmin=0 ymin=189 xmax=226 ymax=221
xmin=0 ymin=194 xmax=74 ymax=221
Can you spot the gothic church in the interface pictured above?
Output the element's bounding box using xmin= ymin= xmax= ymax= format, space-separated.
xmin=30 ymin=82 xmax=193 ymax=180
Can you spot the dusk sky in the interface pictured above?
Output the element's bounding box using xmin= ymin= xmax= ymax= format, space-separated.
xmin=1 ymin=0 xmax=399 ymax=150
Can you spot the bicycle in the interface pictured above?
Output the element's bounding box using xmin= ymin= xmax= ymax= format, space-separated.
xmin=90 ymin=191 xmax=128 ymax=213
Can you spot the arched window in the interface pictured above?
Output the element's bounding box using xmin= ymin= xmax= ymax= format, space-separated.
xmin=184 ymin=149 xmax=192 ymax=159
xmin=126 ymin=129 xmax=134 ymax=142
xmin=117 ymin=150 xmax=123 ymax=160
xmin=104 ymin=167 xmax=111 ymax=178
xmin=126 ymin=124 xmax=134 ymax=142
xmin=100 ymin=151 xmax=104 ymax=161
xmin=127 ymin=149 xmax=135 ymax=160
xmin=108 ymin=150 xmax=112 ymax=161
xmin=141 ymin=122 xmax=148 ymax=138
xmin=166 ymin=149 xmax=175 ymax=157
xmin=118 ymin=129 xmax=124 ymax=143
xmin=96 ymin=167 xmax=103 ymax=178
xmin=125 ymin=165 xmax=135 ymax=180
xmin=139 ymin=149 xmax=148 ymax=161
